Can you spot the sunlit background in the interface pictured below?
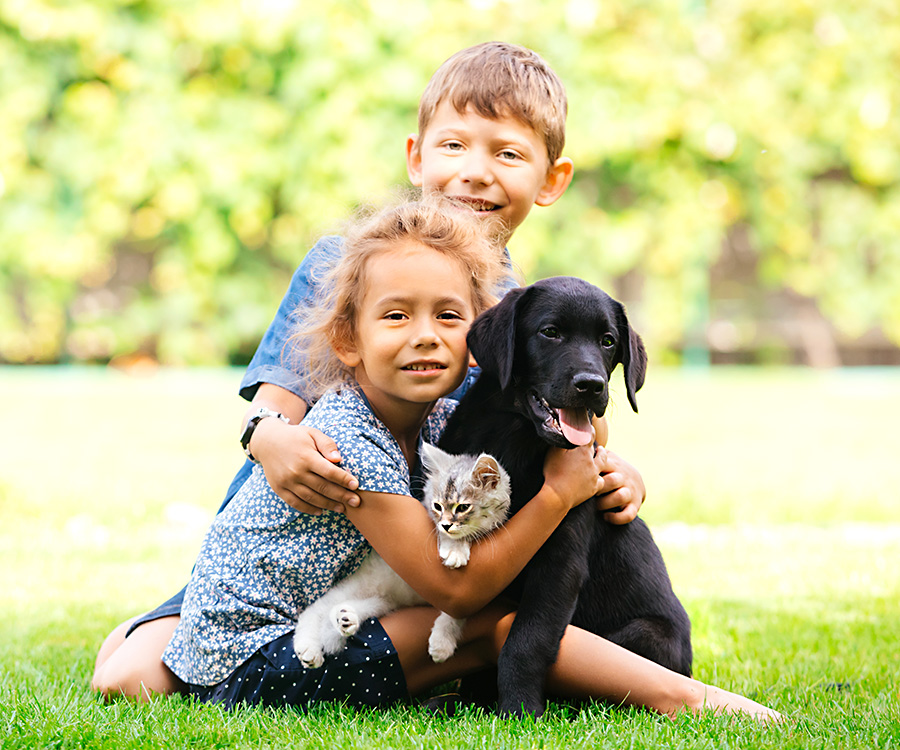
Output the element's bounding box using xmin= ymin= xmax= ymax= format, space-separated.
xmin=2 ymin=8 xmax=900 ymax=743
xmin=2 ymin=0 xmax=899 ymax=368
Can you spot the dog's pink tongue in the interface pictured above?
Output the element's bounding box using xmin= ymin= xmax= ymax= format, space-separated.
xmin=558 ymin=408 xmax=593 ymax=446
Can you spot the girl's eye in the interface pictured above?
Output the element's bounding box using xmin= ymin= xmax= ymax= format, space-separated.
xmin=384 ymin=312 xmax=407 ymax=321
xmin=540 ymin=326 xmax=560 ymax=339
xmin=601 ymin=334 xmax=615 ymax=348
xmin=438 ymin=311 xmax=464 ymax=321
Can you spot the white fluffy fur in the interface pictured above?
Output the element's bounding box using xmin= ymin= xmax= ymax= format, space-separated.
xmin=293 ymin=444 xmax=510 ymax=669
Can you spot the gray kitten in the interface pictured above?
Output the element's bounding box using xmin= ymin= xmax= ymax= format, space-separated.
xmin=293 ymin=442 xmax=511 ymax=668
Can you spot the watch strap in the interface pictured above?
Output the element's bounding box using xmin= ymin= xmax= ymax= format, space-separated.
xmin=240 ymin=407 xmax=290 ymax=464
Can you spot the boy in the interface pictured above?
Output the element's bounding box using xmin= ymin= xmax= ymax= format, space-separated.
xmin=92 ymin=41 xmax=647 ymax=701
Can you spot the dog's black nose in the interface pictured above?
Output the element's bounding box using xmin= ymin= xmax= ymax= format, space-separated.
xmin=573 ymin=373 xmax=606 ymax=396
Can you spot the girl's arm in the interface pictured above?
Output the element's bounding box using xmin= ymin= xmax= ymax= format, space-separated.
xmin=344 ymin=443 xmax=605 ymax=620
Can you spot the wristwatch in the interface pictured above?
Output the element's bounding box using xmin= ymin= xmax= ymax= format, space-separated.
xmin=240 ymin=407 xmax=290 ymax=464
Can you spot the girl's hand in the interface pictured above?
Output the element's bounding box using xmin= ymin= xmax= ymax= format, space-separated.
xmin=252 ymin=419 xmax=360 ymax=515
xmin=595 ymin=449 xmax=646 ymax=525
xmin=541 ymin=443 xmax=606 ymax=512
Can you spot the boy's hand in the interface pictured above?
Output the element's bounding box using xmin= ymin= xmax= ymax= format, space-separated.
xmin=541 ymin=443 xmax=606 ymax=512
xmin=595 ymin=448 xmax=645 ymax=525
xmin=252 ymin=419 xmax=360 ymax=515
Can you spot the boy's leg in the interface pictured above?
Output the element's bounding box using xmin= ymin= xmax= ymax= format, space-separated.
xmin=541 ymin=620 xmax=779 ymax=719
xmin=91 ymin=615 xmax=184 ymax=701
xmin=383 ymin=605 xmax=780 ymax=721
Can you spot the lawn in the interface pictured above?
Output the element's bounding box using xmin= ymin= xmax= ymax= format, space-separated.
xmin=1 ymin=365 xmax=899 ymax=749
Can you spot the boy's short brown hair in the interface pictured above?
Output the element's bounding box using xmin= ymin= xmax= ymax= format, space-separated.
xmin=417 ymin=42 xmax=567 ymax=165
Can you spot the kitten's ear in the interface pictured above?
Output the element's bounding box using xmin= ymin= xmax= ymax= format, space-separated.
xmin=473 ymin=454 xmax=502 ymax=492
xmin=420 ymin=441 xmax=450 ymax=473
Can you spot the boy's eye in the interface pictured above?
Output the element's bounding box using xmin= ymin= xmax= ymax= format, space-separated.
xmin=444 ymin=141 xmax=464 ymax=151
xmin=499 ymin=149 xmax=521 ymax=161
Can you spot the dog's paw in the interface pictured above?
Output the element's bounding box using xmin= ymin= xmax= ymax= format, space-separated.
xmin=440 ymin=545 xmax=470 ymax=569
xmin=499 ymin=696 xmax=546 ymax=719
xmin=331 ymin=605 xmax=360 ymax=636
xmin=293 ymin=636 xmax=325 ymax=669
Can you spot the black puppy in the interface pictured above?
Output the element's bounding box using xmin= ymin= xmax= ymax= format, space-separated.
xmin=438 ymin=276 xmax=692 ymax=717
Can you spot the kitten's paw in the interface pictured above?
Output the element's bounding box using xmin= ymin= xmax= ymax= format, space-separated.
xmin=331 ymin=605 xmax=360 ymax=636
xmin=427 ymin=631 xmax=457 ymax=663
xmin=293 ymin=636 xmax=325 ymax=669
xmin=440 ymin=546 xmax=470 ymax=569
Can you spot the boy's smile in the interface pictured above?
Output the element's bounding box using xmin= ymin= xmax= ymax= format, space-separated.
xmin=406 ymin=102 xmax=573 ymax=243
xmin=337 ymin=240 xmax=475 ymax=433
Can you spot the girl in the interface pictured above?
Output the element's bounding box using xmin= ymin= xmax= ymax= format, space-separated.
xmin=158 ymin=198 xmax=780 ymax=721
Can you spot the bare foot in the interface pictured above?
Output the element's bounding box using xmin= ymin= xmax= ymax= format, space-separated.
xmin=691 ymin=684 xmax=784 ymax=724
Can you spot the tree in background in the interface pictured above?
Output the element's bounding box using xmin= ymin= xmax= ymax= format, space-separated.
xmin=1 ymin=0 xmax=898 ymax=366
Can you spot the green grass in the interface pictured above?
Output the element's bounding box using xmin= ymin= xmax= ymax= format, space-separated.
xmin=2 ymin=366 xmax=900 ymax=749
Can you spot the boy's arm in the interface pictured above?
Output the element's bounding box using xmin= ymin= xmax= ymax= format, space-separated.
xmin=237 ymin=236 xmax=360 ymax=515
xmin=238 ymin=236 xmax=343 ymax=403
xmin=592 ymin=415 xmax=646 ymax=525
xmin=244 ymin=385 xmax=360 ymax=515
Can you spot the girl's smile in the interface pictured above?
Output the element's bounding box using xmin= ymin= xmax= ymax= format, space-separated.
xmin=401 ymin=361 xmax=448 ymax=373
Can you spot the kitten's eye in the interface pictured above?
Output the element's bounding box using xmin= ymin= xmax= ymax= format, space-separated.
xmin=601 ymin=334 xmax=615 ymax=348
xmin=456 ymin=504 xmax=471 ymax=513
xmin=539 ymin=326 xmax=560 ymax=340
xmin=433 ymin=502 xmax=442 ymax=513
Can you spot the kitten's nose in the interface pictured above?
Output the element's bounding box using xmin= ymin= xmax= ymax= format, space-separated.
xmin=442 ymin=523 xmax=453 ymax=532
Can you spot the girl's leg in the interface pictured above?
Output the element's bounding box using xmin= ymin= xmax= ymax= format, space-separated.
xmin=381 ymin=602 xmax=515 ymax=696
xmin=91 ymin=615 xmax=185 ymax=701
xmin=382 ymin=606 xmax=780 ymax=722
xmin=93 ymin=616 xmax=137 ymax=673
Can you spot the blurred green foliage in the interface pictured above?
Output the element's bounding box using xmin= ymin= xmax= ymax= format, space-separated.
xmin=1 ymin=0 xmax=898 ymax=365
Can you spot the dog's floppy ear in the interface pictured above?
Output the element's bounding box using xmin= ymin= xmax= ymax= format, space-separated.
xmin=467 ymin=286 xmax=530 ymax=391
xmin=613 ymin=301 xmax=647 ymax=413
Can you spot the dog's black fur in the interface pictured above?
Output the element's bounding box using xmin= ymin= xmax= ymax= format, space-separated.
xmin=438 ymin=276 xmax=692 ymax=717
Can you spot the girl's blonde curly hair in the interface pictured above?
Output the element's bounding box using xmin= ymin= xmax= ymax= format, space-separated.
xmin=287 ymin=195 xmax=515 ymax=401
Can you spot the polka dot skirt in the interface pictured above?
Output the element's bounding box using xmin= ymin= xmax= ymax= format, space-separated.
xmin=187 ymin=618 xmax=407 ymax=711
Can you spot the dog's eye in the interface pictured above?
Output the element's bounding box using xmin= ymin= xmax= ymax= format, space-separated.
xmin=601 ymin=334 xmax=615 ymax=348
xmin=539 ymin=326 xmax=560 ymax=339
